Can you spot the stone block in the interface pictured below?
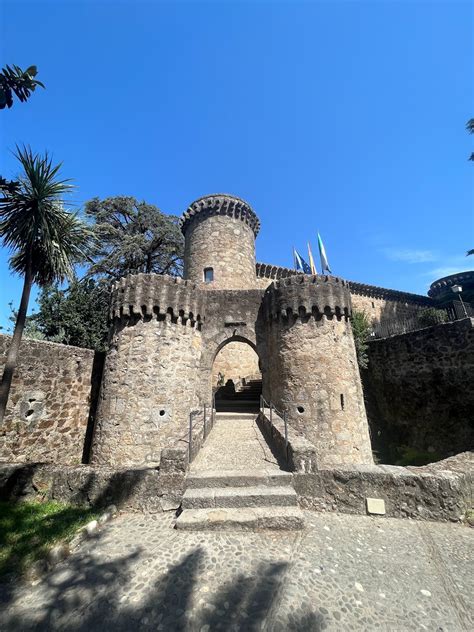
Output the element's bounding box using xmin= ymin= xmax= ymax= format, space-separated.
xmin=366 ymin=497 xmax=386 ymax=515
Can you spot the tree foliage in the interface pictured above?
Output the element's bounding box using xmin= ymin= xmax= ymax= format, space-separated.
xmin=32 ymin=279 xmax=111 ymax=351
xmin=416 ymin=307 xmax=448 ymax=328
xmin=0 ymin=64 xmax=44 ymax=110
xmin=351 ymin=310 xmax=372 ymax=369
xmin=85 ymin=196 xmax=184 ymax=280
xmin=0 ymin=146 xmax=93 ymax=285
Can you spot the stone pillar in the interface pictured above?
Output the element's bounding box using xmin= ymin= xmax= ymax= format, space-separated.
xmin=263 ymin=275 xmax=373 ymax=467
xmin=91 ymin=274 xmax=204 ymax=468
xmin=181 ymin=194 xmax=260 ymax=290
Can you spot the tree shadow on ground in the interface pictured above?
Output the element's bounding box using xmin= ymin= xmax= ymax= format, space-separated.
xmin=0 ymin=535 xmax=327 ymax=631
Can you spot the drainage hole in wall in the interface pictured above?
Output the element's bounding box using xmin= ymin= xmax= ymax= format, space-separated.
xmin=159 ymin=410 xmax=166 ymax=417
xmin=297 ymin=406 xmax=305 ymax=414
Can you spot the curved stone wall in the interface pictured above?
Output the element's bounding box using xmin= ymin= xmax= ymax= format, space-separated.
xmin=263 ymin=275 xmax=373 ymax=466
xmin=91 ymin=316 xmax=202 ymax=467
xmin=182 ymin=194 xmax=258 ymax=290
xmin=92 ymin=273 xmax=204 ymax=467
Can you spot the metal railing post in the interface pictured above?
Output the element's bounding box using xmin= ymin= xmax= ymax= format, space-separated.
xmin=203 ymin=403 xmax=207 ymax=438
xmin=188 ymin=411 xmax=193 ymax=462
xmin=270 ymin=402 xmax=273 ymax=427
xmin=284 ymin=410 xmax=288 ymax=450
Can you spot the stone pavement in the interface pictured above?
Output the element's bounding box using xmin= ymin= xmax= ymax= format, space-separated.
xmin=1 ymin=511 xmax=472 ymax=631
xmin=191 ymin=413 xmax=282 ymax=472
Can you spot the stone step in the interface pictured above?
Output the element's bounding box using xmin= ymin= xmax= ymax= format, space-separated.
xmin=214 ymin=412 xmax=258 ymax=421
xmin=175 ymin=506 xmax=305 ymax=531
xmin=186 ymin=469 xmax=293 ymax=489
xmin=182 ymin=485 xmax=297 ymax=509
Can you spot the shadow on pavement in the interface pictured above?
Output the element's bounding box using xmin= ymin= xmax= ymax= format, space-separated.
xmin=0 ymin=537 xmax=327 ymax=631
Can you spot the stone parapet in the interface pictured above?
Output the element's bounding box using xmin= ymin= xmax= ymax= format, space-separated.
xmin=256 ymin=262 xmax=432 ymax=306
xmin=180 ymin=193 xmax=260 ymax=237
xmin=349 ymin=280 xmax=433 ymax=305
xmin=264 ymin=274 xmax=351 ymax=320
xmin=110 ymin=273 xmax=204 ymax=324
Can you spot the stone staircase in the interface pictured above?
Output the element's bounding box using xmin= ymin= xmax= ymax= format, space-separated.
xmin=215 ymin=378 xmax=262 ymax=413
xmin=175 ymin=412 xmax=304 ymax=531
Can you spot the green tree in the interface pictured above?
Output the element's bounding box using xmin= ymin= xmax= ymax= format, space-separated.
xmin=351 ymin=310 xmax=372 ymax=369
xmin=0 ymin=302 xmax=45 ymax=340
xmin=0 ymin=64 xmax=44 ymax=110
xmin=85 ymin=196 xmax=184 ymax=280
xmin=0 ymin=146 xmax=93 ymax=423
xmin=33 ymin=278 xmax=110 ymax=351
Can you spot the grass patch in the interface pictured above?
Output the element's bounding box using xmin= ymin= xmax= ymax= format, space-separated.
xmin=0 ymin=500 xmax=98 ymax=578
xmin=393 ymin=445 xmax=442 ymax=467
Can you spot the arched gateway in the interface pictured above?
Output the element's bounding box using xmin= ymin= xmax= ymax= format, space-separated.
xmin=91 ymin=194 xmax=373 ymax=470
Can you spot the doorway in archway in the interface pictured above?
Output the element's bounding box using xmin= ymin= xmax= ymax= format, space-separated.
xmin=212 ymin=340 xmax=262 ymax=413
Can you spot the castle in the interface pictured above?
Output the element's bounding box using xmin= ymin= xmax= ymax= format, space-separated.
xmin=90 ymin=193 xmax=431 ymax=469
xmin=1 ymin=192 xmax=472 ymax=524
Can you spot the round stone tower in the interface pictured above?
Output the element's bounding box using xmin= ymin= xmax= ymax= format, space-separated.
xmin=181 ymin=194 xmax=260 ymax=290
xmin=263 ymin=274 xmax=373 ymax=466
xmin=91 ymin=273 xmax=204 ymax=468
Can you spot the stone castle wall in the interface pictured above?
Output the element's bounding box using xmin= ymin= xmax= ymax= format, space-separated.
xmin=263 ymin=275 xmax=373 ymax=466
xmin=364 ymin=318 xmax=474 ymax=458
xmin=0 ymin=334 xmax=99 ymax=465
xmin=211 ymin=341 xmax=260 ymax=386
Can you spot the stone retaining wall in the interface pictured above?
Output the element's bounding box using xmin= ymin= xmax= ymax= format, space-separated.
xmin=1 ymin=451 xmax=471 ymax=522
xmin=0 ymin=335 xmax=101 ymax=465
xmin=294 ymin=455 xmax=472 ymax=523
xmin=364 ymin=318 xmax=474 ymax=459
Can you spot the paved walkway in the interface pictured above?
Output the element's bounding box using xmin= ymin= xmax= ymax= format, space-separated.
xmin=1 ymin=511 xmax=472 ymax=631
xmin=191 ymin=414 xmax=282 ymax=473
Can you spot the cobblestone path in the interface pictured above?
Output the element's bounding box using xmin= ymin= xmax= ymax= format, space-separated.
xmin=190 ymin=413 xmax=282 ymax=473
xmin=1 ymin=511 xmax=472 ymax=631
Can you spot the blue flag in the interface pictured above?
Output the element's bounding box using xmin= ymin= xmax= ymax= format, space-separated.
xmin=293 ymin=248 xmax=312 ymax=274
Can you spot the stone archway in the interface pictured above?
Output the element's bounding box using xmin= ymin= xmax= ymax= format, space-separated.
xmin=211 ymin=337 xmax=262 ymax=412
xmin=212 ymin=337 xmax=261 ymax=387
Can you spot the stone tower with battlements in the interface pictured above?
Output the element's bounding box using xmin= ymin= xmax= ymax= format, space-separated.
xmin=91 ymin=193 xmax=374 ymax=468
xmin=182 ymin=194 xmax=260 ymax=290
xmin=263 ymin=275 xmax=373 ymax=466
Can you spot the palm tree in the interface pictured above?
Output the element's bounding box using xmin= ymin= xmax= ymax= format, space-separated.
xmin=0 ymin=146 xmax=94 ymax=423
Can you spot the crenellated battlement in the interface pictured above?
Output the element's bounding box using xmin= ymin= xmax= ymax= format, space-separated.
xmin=180 ymin=193 xmax=260 ymax=237
xmin=110 ymin=273 xmax=204 ymax=325
xmin=264 ymin=274 xmax=351 ymax=320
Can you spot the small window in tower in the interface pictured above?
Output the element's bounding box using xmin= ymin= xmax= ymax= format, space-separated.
xmin=204 ymin=267 xmax=214 ymax=283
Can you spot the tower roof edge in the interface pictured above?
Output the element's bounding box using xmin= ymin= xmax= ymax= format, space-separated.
xmin=180 ymin=193 xmax=260 ymax=236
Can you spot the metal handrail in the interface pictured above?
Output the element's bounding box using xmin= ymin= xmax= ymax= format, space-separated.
xmin=260 ymin=394 xmax=288 ymax=450
xmin=188 ymin=399 xmax=215 ymax=461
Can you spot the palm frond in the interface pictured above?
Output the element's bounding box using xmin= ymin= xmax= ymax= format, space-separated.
xmin=0 ymin=145 xmax=94 ymax=285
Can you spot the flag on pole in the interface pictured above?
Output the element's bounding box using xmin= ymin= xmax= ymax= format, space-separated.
xmin=307 ymin=242 xmax=317 ymax=275
xmin=293 ymin=248 xmax=312 ymax=274
xmin=317 ymin=232 xmax=332 ymax=274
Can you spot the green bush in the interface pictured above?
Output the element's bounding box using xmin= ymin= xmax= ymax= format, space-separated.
xmin=417 ymin=307 xmax=448 ymax=328
xmin=351 ymin=310 xmax=372 ymax=369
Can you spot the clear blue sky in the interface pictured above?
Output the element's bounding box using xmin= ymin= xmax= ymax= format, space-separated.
xmin=1 ymin=0 xmax=473 ymax=330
